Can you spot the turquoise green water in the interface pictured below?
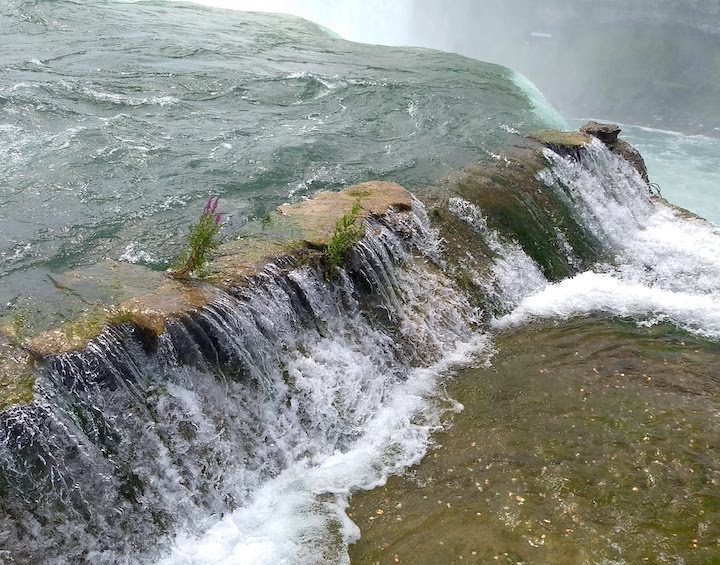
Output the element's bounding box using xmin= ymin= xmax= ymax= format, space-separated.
xmin=621 ymin=125 xmax=720 ymax=226
xmin=0 ymin=0 xmax=562 ymax=309
xmin=568 ymin=119 xmax=720 ymax=226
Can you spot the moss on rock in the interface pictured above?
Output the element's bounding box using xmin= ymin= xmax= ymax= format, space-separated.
xmin=435 ymin=145 xmax=603 ymax=284
xmin=0 ymin=333 xmax=35 ymax=411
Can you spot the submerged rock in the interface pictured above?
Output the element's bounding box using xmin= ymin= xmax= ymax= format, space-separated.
xmin=28 ymin=261 xmax=215 ymax=356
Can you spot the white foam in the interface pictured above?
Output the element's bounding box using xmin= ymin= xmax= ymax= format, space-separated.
xmin=159 ymin=210 xmax=487 ymax=564
xmin=161 ymin=334 xmax=485 ymax=565
xmin=80 ymin=86 xmax=178 ymax=107
xmin=496 ymin=271 xmax=720 ymax=340
xmin=119 ymin=242 xmax=158 ymax=265
xmin=448 ymin=197 xmax=547 ymax=310
xmin=500 ymin=139 xmax=720 ymax=339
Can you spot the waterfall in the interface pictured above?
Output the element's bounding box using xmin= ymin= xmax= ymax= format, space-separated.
xmin=4 ymin=135 xmax=719 ymax=563
xmin=499 ymin=138 xmax=720 ymax=339
xmin=0 ymin=201 xmax=485 ymax=564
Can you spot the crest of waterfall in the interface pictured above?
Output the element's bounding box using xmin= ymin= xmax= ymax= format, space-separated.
xmin=0 ymin=201 xmax=486 ymax=564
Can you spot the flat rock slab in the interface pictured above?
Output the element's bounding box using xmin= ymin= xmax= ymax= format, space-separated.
xmin=19 ymin=181 xmax=413 ymax=359
xmin=31 ymin=262 xmax=215 ymax=356
xmin=209 ymin=237 xmax=299 ymax=287
xmin=528 ymin=130 xmax=591 ymax=148
xmin=277 ymin=181 xmax=412 ymax=248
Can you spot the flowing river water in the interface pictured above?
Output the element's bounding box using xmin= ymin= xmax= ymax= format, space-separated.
xmin=1 ymin=2 xmax=719 ymax=564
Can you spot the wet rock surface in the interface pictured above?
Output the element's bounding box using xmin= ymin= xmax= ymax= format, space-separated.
xmin=3 ymin=181 xmax=414 ymax=364
xmin=0 ymin=332 xmax=34 ymax=411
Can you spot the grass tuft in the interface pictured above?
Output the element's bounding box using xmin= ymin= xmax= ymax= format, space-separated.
xmin=323 ymin=198 xmax=365 ymax=280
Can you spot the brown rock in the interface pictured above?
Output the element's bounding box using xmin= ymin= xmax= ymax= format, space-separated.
xmin=580 ymin=121 xmax=650 ymax=184
xmin=579 ymin=121 xmax=622 ymax=144
xmin=277 ymin=181 xmax=412 ymax=248
xmin=611 ymin=139 xmax=651 ymax=184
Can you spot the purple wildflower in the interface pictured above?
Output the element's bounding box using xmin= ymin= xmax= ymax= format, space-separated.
xmin=203 ymin=196 xmax=221 ymax=213
xmin=214 ymin=213 xmax=222 ymax=224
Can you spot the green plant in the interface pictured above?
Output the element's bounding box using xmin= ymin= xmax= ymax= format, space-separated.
xmin=323 ymin=198 xmax=365 ymax=280
xmin=170 ymin=196 xmax=224 ymax=279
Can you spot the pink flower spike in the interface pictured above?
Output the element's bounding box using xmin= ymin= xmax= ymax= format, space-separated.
xmin=204 ymin=197 xmax=213 ymax=212
xmin=214 ymin=213 xmax=222 ymax=224
xmin=210 ymin=196 xmax=220 ymax=212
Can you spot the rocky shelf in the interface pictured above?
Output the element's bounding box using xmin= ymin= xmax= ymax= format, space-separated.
xmin=0 ymin=125 xmax=648 ymax=412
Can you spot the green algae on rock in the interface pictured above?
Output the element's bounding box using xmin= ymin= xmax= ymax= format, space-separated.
xmin=435 ymin=143 xmax=603 ymax=287
xmin=528 ymin=129 xmax=592 ymax=149
xmin=0 ymin=333 xmax=35 ymax=411
xmin=528 ymin=129 xmax=592 ymax=160
xmin=28 ymin=262 xmax=216 ymax=356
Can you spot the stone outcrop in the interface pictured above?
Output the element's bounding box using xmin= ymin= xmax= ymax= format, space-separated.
xmin=5 ymin=181 xmax=414 ymax=370
xmin=276 ymin=181 xmax=412 ymax=248
xmin=527 ymin=130 xmax=592 ymax=160
xmin=580 ymin=121 xmax=650 ymax=184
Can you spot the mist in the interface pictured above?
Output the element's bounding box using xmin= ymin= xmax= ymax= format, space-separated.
xmin=179 ymin=0 xmax=720 ymax=134
xmin=175 ymin=0 xmax=414 ymax=46
xmin=405 ymin=0 xmax=720 ymax=134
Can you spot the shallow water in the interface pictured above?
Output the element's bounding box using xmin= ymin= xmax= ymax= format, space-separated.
xmin=348 ymin=318 xmax=720 ymax=564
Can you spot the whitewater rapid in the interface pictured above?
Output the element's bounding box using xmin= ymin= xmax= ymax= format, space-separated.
xmin=497 ymin=139 xmax=720 ymax=340
xmin=159 ymin=206 xmax=489 ymax=565
xmin=158 ymin=139 xmax=720 ymax=564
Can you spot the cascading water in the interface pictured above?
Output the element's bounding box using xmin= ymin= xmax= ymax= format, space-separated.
xmin=3 ymin=3 xmax=720 ymax=563
xmin=3 ymin=134 xmax=719 ymax=564
xmin=347 ymin=136 xmax=720 ymax=565
xmin=0 ymin=201 xmax=486 ymax=564
xmin=498 ymin=138 xmax=720 ymax=339
xmin=447 ymin=197 xmax=547 ymax=312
